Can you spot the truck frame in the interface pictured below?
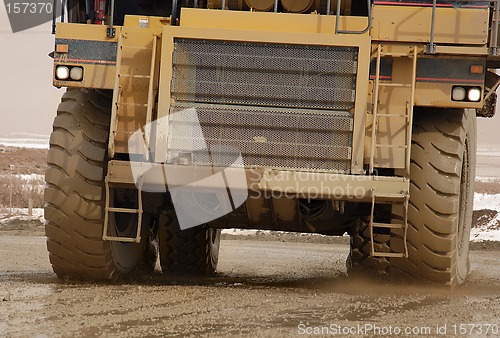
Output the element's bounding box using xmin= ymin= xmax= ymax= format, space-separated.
xmin=45 ymin=0 xmax=499 ymax=286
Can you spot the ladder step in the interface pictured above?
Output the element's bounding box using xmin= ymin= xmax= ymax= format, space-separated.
xmin=378 ymin=83 xmax=412 ymax=88
xmin=121 ymin=45 xmax=152 ymax=51
xmin=118 ymin=102 xmax=148 ymax=107
xmin=119 ymin=74 xmax=151 ymax=79
xmin=102 ymin=236 xmax=140 ymax=243
xmin=376 ymin=113 xmax=408 ymax=118
xmin=372 ymin=192 xmax=408 ymax=200
xmin=107 ymin=207 xmax=142 ymax=214
xmin=380 ymin=52 xmax=414 ymax=57
xmin=373 ymin=252 xmax=406 ymax=258
xmin=372 ymin=222 xmax=405 ymax=229
xmin=375 ymin=144 xmax=408 ymax=148
xmin=113 ymin=130 xmax=137 ymax=135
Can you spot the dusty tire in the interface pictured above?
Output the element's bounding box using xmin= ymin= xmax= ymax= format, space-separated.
xmin=348 ymin=108 xmax=475 ymax=286
xmin=44 ymin=88 xmax=155 ymax=281
xmin=347 ymin=218 xmax=391 ymax=275
xmin=159 ymin=211 xmax=221 ymax=275
xmin=390 ymin=108 xmax=476 ymax=286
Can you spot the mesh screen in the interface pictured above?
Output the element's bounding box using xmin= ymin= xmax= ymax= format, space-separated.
xmin=172 ymin=39 xmax=358 ymax=110
xmin=168 ymin=104 xmax=353 ymax=173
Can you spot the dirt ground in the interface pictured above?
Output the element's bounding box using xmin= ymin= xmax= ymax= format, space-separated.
xmin=0 ymin=147 xmax=47 ymax=175
xmin=1 ymin=148 xmax=499 ymax=337
xmin=0 ymin=225 xmax=499 ymax=337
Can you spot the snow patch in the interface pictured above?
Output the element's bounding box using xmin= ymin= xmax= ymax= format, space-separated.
xmin=471 ymin=211 xmax=500 ymax=242
xmin=474 ymin=193 xmax=500 ymax=211
xmin=0 ymin=208 xmax=44 ymax=225
xmin=0 ymin=134 xmax=49 ymax=149
xmin=475 ymin=176 xmax=500 ymax=183
xmin=0 ymin=139 xmax=49 ymax=149
xmin=15 ymin=174 xmax=44 ymax=182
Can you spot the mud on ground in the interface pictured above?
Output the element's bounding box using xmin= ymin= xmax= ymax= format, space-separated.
xmin=0 ymin=148 xmax=500 ymax=336
xmin=0 ymin=227 xmax=500 ymax=337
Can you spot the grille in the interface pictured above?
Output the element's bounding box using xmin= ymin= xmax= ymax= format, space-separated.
xmin=172 ymin=39 xmax=357 ymax=110
xmin=168 ymin=39 xmax=358 ymax=173
xmin=168 ymin=104 xmax=353 ymax=172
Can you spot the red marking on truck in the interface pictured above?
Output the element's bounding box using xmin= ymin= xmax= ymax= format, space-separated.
xmin=54 ymin=58 xmax=116 ymax=65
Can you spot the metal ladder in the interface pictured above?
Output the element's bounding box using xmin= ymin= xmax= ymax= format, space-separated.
xmin=109 ymin=30 xmax=159 ymax=159
xmin=102 ymin=176 xmax=144 ymax=243
xmin=104 ymin=29 xmax=159 ymax=243
xmin=369 ymin=190 xmax=409 ymax=258
xmin=367 ymin=43 xmax=417 ymax=258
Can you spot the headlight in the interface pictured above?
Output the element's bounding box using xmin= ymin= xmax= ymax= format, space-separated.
xmin=55 ymin=66 xmax=69 ymax=80
xmin=452 ymin=87 xmax=466 ymax=101
xmin=70 ymin=67 xmax=83 ymax=81
xmin=468 ymin=87 xmax=481 ymax=102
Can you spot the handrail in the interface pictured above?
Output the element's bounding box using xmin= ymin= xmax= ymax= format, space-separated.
xmin=51 ymin=0 xmax=57 ymax=34
xmin=490 ymin=0 xmax=500 ymax=55
xmin=107 ymin=0 xmax=116 ymax=37
xmin=425 ymin=0 xmax=437 ymax=54
xmin=335 ymin=0 xmax=371 ymax=34
xmin=423 ymin=0 xmax=500 ymax=55
xmin=171 ymin=0 xmax=179 ymax=25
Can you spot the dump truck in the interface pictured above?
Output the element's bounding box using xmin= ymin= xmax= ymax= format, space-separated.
xmin=45 ymin=0 xmax=500 ymax=286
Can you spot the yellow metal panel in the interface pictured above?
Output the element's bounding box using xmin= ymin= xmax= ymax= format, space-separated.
xmin=414 ymin=82 xmax=483 ymax=108
xmin=179 ymin=8 xmax=369 ymax=34
xmin=53 ymin=64 xmax=115 ymax=89
xmin=123 ymin=15 xmax=170 ymax=28
xmin=156 ymin=21 xmax=371 ymax=174
xmin=54 ymin=23 xmax=120 ymax=89
xmin=371 ymin=5 xmax=488 ymax=45
xmin=110 ymin=26 xmax=162 ymax=155
xmin=364 ymin=56 xmax=414 ymax=169
xmin=55 ymin=22 xmax=120 ymax=42
xmin=107 ymin=160 xmax=410 ymax=203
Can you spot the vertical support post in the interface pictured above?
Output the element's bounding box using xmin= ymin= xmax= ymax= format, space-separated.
xmin=335 ymin=0 xmax=342 ymax=34
xmin=9 ymin=165 xmax=13 ymax=215
xmin=369 ymin=189 xmax=376 ymax=257
xmin=107 ymin=0 xmax=116 ymax=37
xmin=490 ymin=0 xmax=500 ymax=56
xmin=426 ymin=0 xmax=437 ymax=54
xmin=61 ymin=0 xmax=65 ymax=23
xmin=51 ymin=0 xmax=57 ymax=34
xmin=369 ymin=44 xmax=382 ymax=174
xmin=405 ymin=46 xmax=417 ymax=178
xmin=28 ymin=199 xmax=33 ymax=217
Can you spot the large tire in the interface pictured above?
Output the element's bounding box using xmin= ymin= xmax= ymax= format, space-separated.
xmin=391 ymin=108 xmax=476 ymax=286
xmin=348 ymin=108 xmax=476 ymax=286
xmin=44 ymin=88 xmax=156 ymax=281
xmin=159 ymin=211 xmax=221 ymax=275
xmin=347 ymin=218 xmax=390 ymax=275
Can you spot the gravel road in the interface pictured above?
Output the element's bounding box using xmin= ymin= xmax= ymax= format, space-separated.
xmin=0 ymin=230 xmax=499 ymax=337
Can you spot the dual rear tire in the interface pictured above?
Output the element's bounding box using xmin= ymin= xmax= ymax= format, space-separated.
xmin=44 ymin=89 xmax=220 ymax=281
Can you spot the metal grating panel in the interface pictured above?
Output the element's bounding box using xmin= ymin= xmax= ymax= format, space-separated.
xmin=172 ymin=39 xmax=358 ymax=110
xmin=167 ymin=104 xmax=353 ymax=173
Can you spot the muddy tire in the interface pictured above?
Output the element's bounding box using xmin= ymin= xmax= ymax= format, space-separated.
xmin=159 ymin=211 xmax=221 ymax=275
xmin=44 ymin=88 xmax=155 ymax=281
xmin=390 ymin=108 xmax=476 ymax=286
xmin=348 ymin=108 xmax=476 ymax=286
xmin=347 ymin=218 xmax=391 ymax=275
